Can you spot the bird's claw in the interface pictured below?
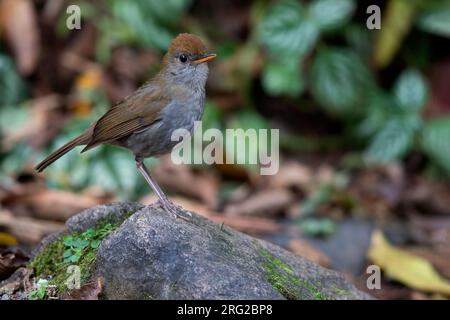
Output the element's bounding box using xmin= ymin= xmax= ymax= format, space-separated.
xmin=158 ymin=199 xmax=191 ymax=221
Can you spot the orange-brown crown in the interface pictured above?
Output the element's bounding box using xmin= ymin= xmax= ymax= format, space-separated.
xmin=167 ymin=33 xmax=207 ymax=55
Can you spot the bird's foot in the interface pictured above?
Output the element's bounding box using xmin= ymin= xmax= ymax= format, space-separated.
xmin=158 ymin=199 xmax=192 ymax=221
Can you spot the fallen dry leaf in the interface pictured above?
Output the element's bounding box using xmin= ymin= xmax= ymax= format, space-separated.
xmin=224 ymin=189 xmax=296 ymax=217
xmin=70 ymin=68 xmax=103 ymax=116
xmin=2 ymin=183 xmax=108 ymax=221
xmin=224 ymin=184 xmax=252 ymax=204
xmin=408 ymin=247 xmax=450 ymax=279
xmin=62 ymin=278 xmax=103 ymax=300
xmin=41 ymin=0 xmax=65 ymax=24
xmin=266 ymin=161 xmax=313 ymax=191
xmin=0 ymin=0 xmax=40 ymax=75
xmin=0 ymin=267 xmax=32 ymax=298
xmin=0 ymin=249 xmax=29 ymax=280
xmin=0 ymin=209 xmax=64 ymax=244
xmin=368 ymin=230 xmax=450 ymax=296
xmin=404 ymin=177 xmax=450 ymax=216
xmin=349 ymin=166 xmax=405 ymax=219
xmin=0 ymin=232 xmax=17 ymax=246
xmin=153 ymin=158 xmax=219 ymax=208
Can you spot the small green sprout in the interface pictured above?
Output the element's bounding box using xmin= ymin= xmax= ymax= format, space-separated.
xmin=28 ymin=279 xmax=49 ymax=300
xmin=62 ymin=224 xmax=115 ymax=263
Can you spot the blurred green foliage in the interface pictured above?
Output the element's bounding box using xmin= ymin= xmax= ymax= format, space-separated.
xmin=98 ymin=0 xmax=192 ymax=63
xmin=0 ymin=53 xmax=29 ymax=182
xmin=2 ymin=0 xmax=450 ymax=200
xmin=258 ymin=0 xmax=450 ymax=174
xmin=417 ymin=1 xmax=450 ymax=37
xmin=0 ymin=54 xmax=27 ymax=107
xmin=260 ymin=0 xmax=356 ymax=98
xmin=310 ymin=47 xmax=374 ymax=114
xmin=363 ymin=69 xmax=427 ymax=163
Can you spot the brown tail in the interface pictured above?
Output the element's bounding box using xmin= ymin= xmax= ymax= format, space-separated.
xmin=35 ymin=134 xmax=89 ymax=172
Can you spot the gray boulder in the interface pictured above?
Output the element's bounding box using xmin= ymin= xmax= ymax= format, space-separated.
xmin=64 ymin=203 xmax=371 ymax=300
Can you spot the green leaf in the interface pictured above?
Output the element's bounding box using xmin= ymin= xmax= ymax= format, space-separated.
xmin=28 ymin=279 xmax=49 ymax=300
xmin=308 ymin=0 xmax=356 ymax=32
xmin=202 ymin=101 xmax=223 ymax=131
xmin=106 ymin=0 xmax=191 ymax=50
xmin=262 ymin=56 xmax=304 ymax=97
xmin=260 ymin=0 xmax=319 ymax=56
xmin=357 ymin=91 xmax=394 ymax=137
xmin=0 ymin=103 xmax=30 ymax=136
xmin=90 ymin=159 xmax=119 ymax=192
xmin=310 ymin=47 xmax=373 ymax=114
xmin=63 ymin=236 xmax=74 ymax=247
xmin=72 ymin=239 xmax=82 ymax=248
xmin=82 ymin=229 xmax=96 ymax=238
xmin=0 ymin=142 xmax=33 ymax=180
xmin=418 ymin=8 xmax=450 ymax=38
xmin=69 ymin=254 xmax=80 ymax=263
xmin=0 ymin=54 xmax=27 ymax=107
xmin=298 ymin=218 xmax=336 ymax=237
xmin=345 ymin=24 xmax=373 ymax=62
xmin=103 ymin=147 xmax=139 ymax=197
xmin=73 ymin=238 xmax=89 ymax=249
xmin=90 ymin=240 xmax=101 ymax=249
xmin=37 ymin=289 xmax=46 ymax=300
xmin=366 ymin=119 xmax=417 ymax=163
xmin=421 ymin=117 xmax=450 ymax=174
xmin=63 ymin=250 xmax=72 ymax=258
xmin=80 ymin=239 xmax=90 ymax=248
xmin=142 ymin=0 xmax=192 ymax=25
xmin=394 ymin=69 xmax=428 ymax=112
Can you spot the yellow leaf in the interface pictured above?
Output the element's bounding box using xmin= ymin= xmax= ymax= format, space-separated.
xmin=373 ymin=0 xmax=417 ymax=68
xmin=71 ymin=99 xmax=92 ymax=116
xmin=368 ymin=230 xmax=450 ymax=295
xmin=0 ymin=232 xmax=17 ymax=245
xmin=75 ymin=69 xmax=101 ymax=90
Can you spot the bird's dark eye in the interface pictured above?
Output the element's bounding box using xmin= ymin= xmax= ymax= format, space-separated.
xmin=179 ymin=54 xmax=188 ymax=63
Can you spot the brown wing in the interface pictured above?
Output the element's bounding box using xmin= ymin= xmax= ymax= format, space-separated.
xmin=82 ymin=82 xmax=167 ymax=152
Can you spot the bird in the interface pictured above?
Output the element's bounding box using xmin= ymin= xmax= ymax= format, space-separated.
xmin=35 ymin=33 xmax=216 ymax=218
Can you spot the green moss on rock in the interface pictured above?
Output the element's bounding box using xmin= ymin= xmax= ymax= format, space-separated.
xmin=28 ymin=214 xmax=131 ymax=297
xmin=259 ymin=247 xmax=327 ymax=300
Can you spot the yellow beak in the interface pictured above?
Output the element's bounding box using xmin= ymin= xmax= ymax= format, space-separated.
xmin=193 ymin=53 xmax=217 ymax=64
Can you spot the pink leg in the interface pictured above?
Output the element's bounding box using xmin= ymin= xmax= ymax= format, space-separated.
xmin=135 ymin=157 xmax=190 ymax=220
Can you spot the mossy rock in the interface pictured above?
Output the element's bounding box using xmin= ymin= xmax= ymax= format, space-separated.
xmin=26 ymin=202 xmax=143 ymax=296
xmin=23 ymin=202 xmax=371 ymax=300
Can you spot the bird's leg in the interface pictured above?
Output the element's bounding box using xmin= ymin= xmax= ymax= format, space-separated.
xmin=135 ymin=157 xmax=190 ymax=219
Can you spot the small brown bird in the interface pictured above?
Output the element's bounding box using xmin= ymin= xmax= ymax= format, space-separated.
xmin=35 ymin=33 xmax=216 ymax=218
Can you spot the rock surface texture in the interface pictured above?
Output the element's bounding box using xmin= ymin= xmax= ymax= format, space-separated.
xmin=30 ymin=202 xmax=372 ymax=300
